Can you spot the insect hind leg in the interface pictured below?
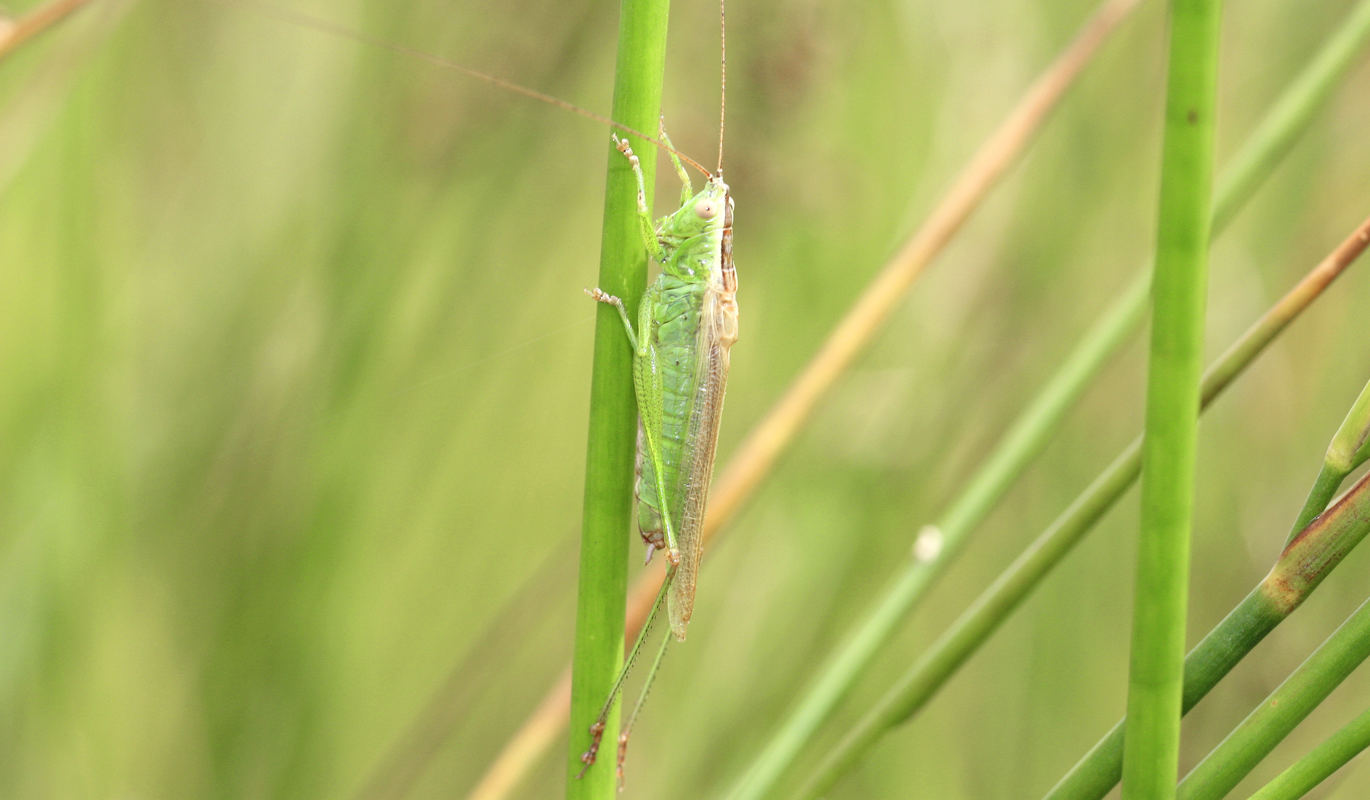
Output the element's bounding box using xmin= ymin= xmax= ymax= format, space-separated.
xmin=614 ymin=623 xmax=672 ymax=790
xmin=576 ymin=565 xmax=676 ymax=779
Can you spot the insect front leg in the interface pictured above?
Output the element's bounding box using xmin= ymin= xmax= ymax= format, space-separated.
xmin=658 ymin=117 xmax=694 ymax=206
xmin=611 ymin=135 xmax=666 ymax=262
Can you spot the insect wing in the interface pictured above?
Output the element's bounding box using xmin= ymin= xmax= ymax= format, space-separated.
xmin=667 ymin=191 xmax=738 ymax=640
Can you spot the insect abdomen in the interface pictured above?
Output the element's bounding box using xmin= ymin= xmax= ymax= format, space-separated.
xmin=634 ymin=279 xmax=707 ymax=556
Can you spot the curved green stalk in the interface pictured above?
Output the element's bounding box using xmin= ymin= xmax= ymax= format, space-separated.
xmin=1288 ymin=378 xmax=1370 ymax=541
xmin=1176 ymin=590 xmax=1370 ymax=800
xmin=568 ymin=0 xmax=671 ymax=797
xmin=1247 ymin=704 xmax=1370 ymax=800
xmin=1327 ymin=377 xmax=1370 ymax=473
xmin=1287 ymin=463 xmax=1352 ymax=543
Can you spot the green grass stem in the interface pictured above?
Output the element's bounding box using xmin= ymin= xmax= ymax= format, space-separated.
xmin=567 ymin=0 xmax=671 ymax=796
xmin=1328 ymin=379 xmax=1370 ymax=472
xmin=795 ymin=210 xmax=1370 ymax=796
xmin=727 ymin=2 xmax=1370 ymax=795
xmin=1176 ymin=585 xmax=1370 ymax=800
xmin=1043 ymin=213 xmax=1370 ymax=800
xmin=1285 ymin=378 xmax=1370 ymax=541
xmin=720 ymin=6 xmax=1142 ymax=795
xmin=1286 ymin=464 xmax=1351 ymax=545
xmin=1121 ymin=0 xmax=1222 ymax=793
xmin=1247 ymin=704 xmax=1370 ymax=800
xmin=1287 ymin=377 xmax=1370 ymax=539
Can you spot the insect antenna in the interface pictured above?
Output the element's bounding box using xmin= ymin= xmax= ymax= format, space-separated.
xmin=219 ymin=0 xmax=713 ymax=177
xmin=716 ymin=0 xmax=727 ymax=175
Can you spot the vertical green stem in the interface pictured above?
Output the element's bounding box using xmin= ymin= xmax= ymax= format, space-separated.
xmin=1045 ymin=0 xmax=1370 ymax=778
xmin=793 ymin=206 xmax=1368 ymax=795
xmin=567 ymin=1 xmax=671 ymax=797
xmin=1046 ymin=411 xmax=1370 ymax=800
xmin=1122 ymin=1 xmax=1221 ymax=797
xmin=730 ymin=0 xmax=1370 ymax=793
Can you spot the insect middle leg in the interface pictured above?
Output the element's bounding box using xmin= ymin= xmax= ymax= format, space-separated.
xmin=584 ymin=288 xmax=638 ymax=349
xmin=584 ymin=290 xmax=683 ymax=571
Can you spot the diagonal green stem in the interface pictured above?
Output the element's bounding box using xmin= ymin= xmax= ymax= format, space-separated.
xmin=1287 ymin=377 xmax=1370 ymax=542
xmin=1039 ymin=0 xmax=1370 ymax=791
xmin=795 ymin=209 xmax=1370 ymax=798
xmin=730 ymin=1 xmax=1370 ymax=796
xmin=1287 ymin=463 xmax=1352 ymax=544
xmin=568 ymin=0 xmax=671 ymax=797
xmin=1247 ymin=703 xmax=1370 ymax=800
xmin=1335 ymin=383 xmax=1370 ymax=470
xmin=1177 ymin=582 xmax=1370 ymax=800
xmin=722 ymin=5 xmax=1143 ymax=795
xmin=1042 ymin=209 xmax=1370 ymax=800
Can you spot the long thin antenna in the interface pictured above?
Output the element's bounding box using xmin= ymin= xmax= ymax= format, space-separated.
xmin=716 ymin=0 xmax=727 ymax=174
xmin=222 ymin=0 xmax=713 ymax=177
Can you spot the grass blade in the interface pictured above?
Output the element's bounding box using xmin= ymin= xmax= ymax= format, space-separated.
xmin=722 ymin=3 xmax=1144 ymax=794
xmin=1044 ymin=210 xmax=1370 ymax=798
xmin=1286 ymin=378 xmax=1370 ymax=541
xmin=1120 ymin=0 xmax=1222 ymax=794
xmin=1176 ymin=569 xmax=1370 ymax=800
xmin=796 ymin=211 xmax=1370 ymax=797
xmin=568 ymin=0 xmax=672 ymax=796
xmin=1248 ymin=704 xmax=1370 ymax=800
xmin=471 ymin=1 xmax=1141 ymax=795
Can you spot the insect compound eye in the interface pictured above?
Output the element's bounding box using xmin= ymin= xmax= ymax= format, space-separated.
xmin=694 ymin=199 xmax=718 ymax=220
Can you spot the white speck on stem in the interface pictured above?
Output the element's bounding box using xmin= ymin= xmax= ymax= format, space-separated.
xmin=912 ymin=525 xmax=944 ymax=563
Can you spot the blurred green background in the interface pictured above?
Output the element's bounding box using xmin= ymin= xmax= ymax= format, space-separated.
xmin=2 ymin=0 xmax=1369 ymax=797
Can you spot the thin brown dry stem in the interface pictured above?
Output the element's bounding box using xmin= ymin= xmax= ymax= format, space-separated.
xmin=704 ymin=0 xmax=1142 ymax=542
xmin=0 ymin=0 xmax=91 ymax=62
xmin=466 ymin=670 xmax=572 ymax=800
xmin=462 ymin=0 xmax=1140 ymax=797
xmin=1267 ymin=220 xmax=1370 ymax=333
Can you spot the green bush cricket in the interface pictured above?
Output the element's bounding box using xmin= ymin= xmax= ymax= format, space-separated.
xmin=573 ymin=2 xmax=736 ymax=781
xmin=220 ymin=0 xmax=736 ymax=785
xmin=578 ymin=124 xmax=736 ymax=781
